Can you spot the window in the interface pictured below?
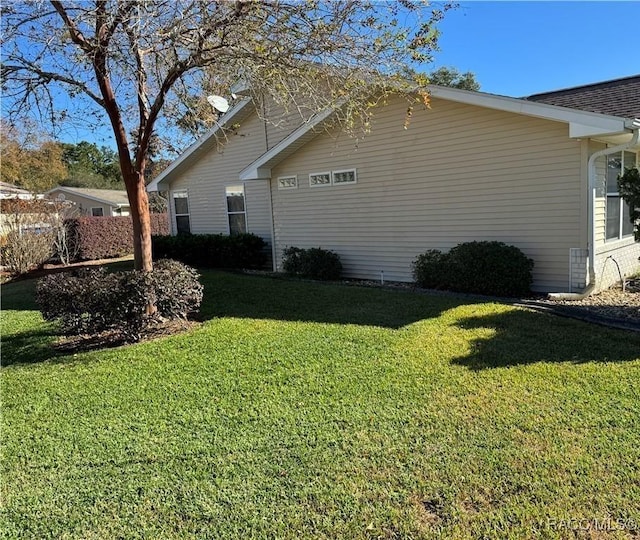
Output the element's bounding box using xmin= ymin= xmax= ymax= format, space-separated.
xmin=606 ymin=151 xmax=636 ymax=241
xmin=309 ymin=172 xmax=331 ymax=187
xmin=332 ymin=169 xmax=357 ymax=185
xmin=172 ymin=190 xmax=191 ymax=235
xmin=278 ymin=176 xmax=298 ymax=190
xmin=91 ymin=207 xmax=104 ymax=217
xmin=226 ymin=185 xmax=247 ymax=235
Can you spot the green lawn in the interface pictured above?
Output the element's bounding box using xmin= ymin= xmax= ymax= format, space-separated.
xmin=2 ymin=269 xmax=640 ymax=539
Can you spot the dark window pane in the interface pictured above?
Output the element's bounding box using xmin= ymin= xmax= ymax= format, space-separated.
xmin=622 ymin=201 xmax=635 ymax=237
xmin=176 ymin=215 xmax=191 ymax=235
xmin=606 ymin=196 xmax=621 ymax=240
xmin=226 ymin=193 xmax=245 ymax=213
xmin=91 ymin=207 xmax=104 ymax=217
xmin=174 ymin=196 xmax=189 ymax=215
xmin=228 ymin=213 xmax=246 ymax=235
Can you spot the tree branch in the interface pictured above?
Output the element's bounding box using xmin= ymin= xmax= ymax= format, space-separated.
xmin=2 ymin=61 xmax=105 ymax=107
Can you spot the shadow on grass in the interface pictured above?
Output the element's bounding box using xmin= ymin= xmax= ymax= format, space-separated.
xmin=451 ymin=308 xmax=640 ymax=370
xmin=197 ymin=271 xmax=461 ymax=329
xmin=2 ymin=326 xmax=64 ymax=366
xmin=4 ymin=269 xmax=639 ymax=369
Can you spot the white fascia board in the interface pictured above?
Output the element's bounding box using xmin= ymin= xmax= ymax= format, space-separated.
xmin=428 ymin=85 xmax=629 ymax=137
xmin=147 ymin=98 xmax=253 ymax=192
xmin=239 ymin=107 xmax=336 ymax=181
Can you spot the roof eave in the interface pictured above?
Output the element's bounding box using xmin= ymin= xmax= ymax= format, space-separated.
xmin=428 ymin=85 xmax=631 ymax=138
xmin=147 ymin=98 xmax=253 ymax=192
xmin=45 ymin=186 xmax=129 ymax=207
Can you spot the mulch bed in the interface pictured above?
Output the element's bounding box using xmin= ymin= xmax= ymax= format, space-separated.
xmin=53 ymin=319 xmax=201 ymax=353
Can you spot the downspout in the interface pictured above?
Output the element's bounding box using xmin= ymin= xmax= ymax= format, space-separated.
xmin=549 ymin=127 xmax=639 ymax=300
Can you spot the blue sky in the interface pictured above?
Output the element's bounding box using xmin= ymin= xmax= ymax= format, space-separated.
xmin=430 ymin=1 xmax=640 ymax=96
xmin=16 ymin=1 xmax=638 ymax=148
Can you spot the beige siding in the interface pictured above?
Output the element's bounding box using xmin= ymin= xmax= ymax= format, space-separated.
xmin=269 ymin=96 xmax=584 ymax=292
xmin=168 ymin=110 xmax=284 ymax=252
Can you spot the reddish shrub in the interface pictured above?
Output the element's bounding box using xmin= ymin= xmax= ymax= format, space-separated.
xmin=68 ymin=213 xmax=169 ymax=261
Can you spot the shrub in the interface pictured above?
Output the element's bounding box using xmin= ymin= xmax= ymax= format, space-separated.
xmin=413 ymin=241 xmax=533 ymax=297
xmin=411 ymin=250 xmax=449 ymax=290
xmin=1 ymin=229 xmax=55 ymax=275
xmin=35 ymin=259 xmax=203 ymax=342
xmin=152 ymin=233 xmax=267 ymax=269
xmin=152 ymin=259 xmax=204 ymax=320
xmin=68 ymin=213 xmax=169 ymax=261
xmin=282 ymin=246 xmax=342 ymax=280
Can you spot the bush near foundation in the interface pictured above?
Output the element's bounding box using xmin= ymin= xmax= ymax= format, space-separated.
xmin=413 ymin=241 xmax=534 ymax=297
xmin=282 ymin=247 xmax=343 ymax=281
xmin=152 ymin=233 xmax=267 ymax=269
xmin=35 ymin=259 xmax=203 ymax=342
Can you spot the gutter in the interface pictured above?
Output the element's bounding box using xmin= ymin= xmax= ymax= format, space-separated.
xmin=549 ymin=126 xmax=640 ymax=300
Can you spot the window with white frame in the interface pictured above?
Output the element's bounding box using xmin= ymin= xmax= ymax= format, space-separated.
xmin=309 ymin=172 xmax=331 ymax=187
xmin=91 ymin=207 xmax=104 ymax=217
xmin=606 ymin=151 xmax=636 ymax=241
xmin=332 ymin=169 xmax=357 ymax=185
xmin=172 ymin=190 xmax=191 ymax=235
xmin=278 ymin=176 xmax=298 ymax=190
xmin=226 ymin=185 xmax=247 ymax=235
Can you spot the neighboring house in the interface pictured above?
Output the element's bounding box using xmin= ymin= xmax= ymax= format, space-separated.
xmin=45 ymin=187 xmax=131 ymax=217
xmin=148 ymin=75 xmax=640 ymax=293
xmin=0 ymin=183 xmax=51 ymax=236
xmin=0 ymin=181 xmax=37 ymax=200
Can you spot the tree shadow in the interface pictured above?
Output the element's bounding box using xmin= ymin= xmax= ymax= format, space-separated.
xmin=2 ymin=326 xmax=64 ymax=366
xmin=451 ymin=308 xmax=640 ymax=370
xmin=197 ymin=272 xmax=461 ymax=329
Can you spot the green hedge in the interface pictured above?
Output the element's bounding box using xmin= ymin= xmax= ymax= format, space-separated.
xmin=152 ymin=233 xmax=267 ymax=269
xmin=282 ymin=246 xmax=342 ymax=280
xmin=413 ymin=241 xmax=534 ymax=297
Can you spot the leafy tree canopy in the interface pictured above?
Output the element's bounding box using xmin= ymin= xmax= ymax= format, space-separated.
xmin=428 ymin=66 xmax=480 ymax=91
xmin=1 ymin=0 xmax=455 ymax=272
xmin=61 ymin=141 xmax=123 ymax=188
xmin=0 ymin=124 xmax=67 ymax=193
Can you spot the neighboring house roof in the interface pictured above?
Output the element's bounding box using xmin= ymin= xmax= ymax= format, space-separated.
xmin=46 ymin=186 xmax=130 ymax=207
xmin=525 ymin=75 xmax=640 ymax=120
xmin=0 ymin=181 xmax=34 ymax=199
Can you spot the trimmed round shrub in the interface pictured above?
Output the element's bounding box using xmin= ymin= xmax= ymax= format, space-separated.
xmin=413 ymin=241 xmax=534 ymax=297
xmin=35 ymin=259 xmax=203 ymax=342
xmin=282 ymin=246 xmax=342 ymax=280
xmin=152 ymin=259 xmax=204 ymax=320
xmin=412 ymin=249 xmax=449 ymax=289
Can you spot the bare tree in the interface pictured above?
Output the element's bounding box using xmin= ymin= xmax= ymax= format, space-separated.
xmin=2 ymin=0 xmax=453 ymax=275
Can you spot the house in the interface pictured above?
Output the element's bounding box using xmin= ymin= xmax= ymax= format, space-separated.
xmin=0 ymin=181 xmax=37 ymax=200
xmin=45 ymin=186 xmax=130 ymax=217
xmin=147 ymin=75 xmax=640 ymax=293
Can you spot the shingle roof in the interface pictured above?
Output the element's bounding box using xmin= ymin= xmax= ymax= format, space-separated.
xmin=51 ymin=187 xmax=130 ymax=206
xmin=525 ymin=75 xmax=640 ymax=119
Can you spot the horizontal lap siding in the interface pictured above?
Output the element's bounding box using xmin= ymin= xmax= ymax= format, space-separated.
xmin=270 ymin=96 xmax=583 ymax=292
xmin=170 ymin=113 xmax=272 ymax=241
xmin=168 ymin=101 xmax=304 ymax=243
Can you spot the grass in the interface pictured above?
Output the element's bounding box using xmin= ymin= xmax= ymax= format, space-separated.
xmin=2 ymin=268 xmax=640 ymax=539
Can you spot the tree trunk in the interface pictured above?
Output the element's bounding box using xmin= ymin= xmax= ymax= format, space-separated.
xmin=124 ymin=170 xmax=153 ymax=272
